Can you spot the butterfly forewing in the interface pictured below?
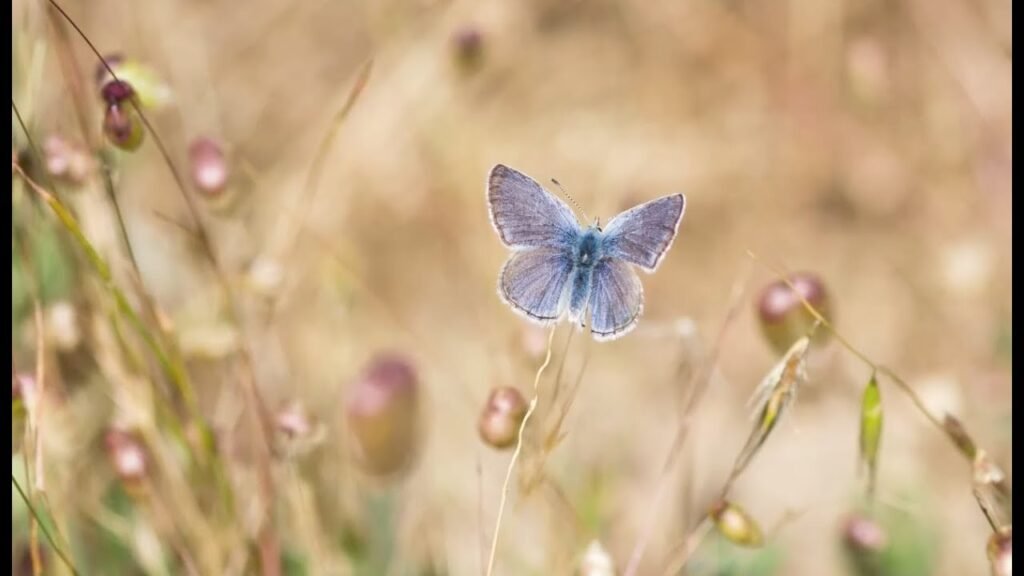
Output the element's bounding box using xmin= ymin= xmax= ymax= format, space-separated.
xmin=487 ymin=164 xmax=582 ymax=249
xmin=602 ymin=194 xmax=685 ymax=272
xmin=588 ymin=258 xmax=644 ymax=340
xmin=499 ymin=247 xmax=575 ymax=324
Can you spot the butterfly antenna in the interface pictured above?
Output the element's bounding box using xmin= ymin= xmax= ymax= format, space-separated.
xmin=551 ymin=178 xmax=591 ymax=223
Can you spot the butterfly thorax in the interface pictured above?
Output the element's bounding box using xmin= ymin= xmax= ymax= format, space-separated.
xmin=573 ymin=228 xmax=606 ymax=270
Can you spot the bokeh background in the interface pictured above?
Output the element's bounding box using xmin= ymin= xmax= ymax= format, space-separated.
xmin=12 ymin=0 xmax=1012 ymax=574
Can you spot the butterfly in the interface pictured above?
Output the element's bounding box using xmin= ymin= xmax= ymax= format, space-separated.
xmin=486 ymin=164 xmax=686 ymax=341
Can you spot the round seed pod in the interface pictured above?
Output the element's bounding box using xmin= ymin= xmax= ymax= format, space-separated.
xmin=103 ymin=103 xmax=144 ymax=151
xmin=709 ymin=499 xmax=763 ymax=548
xmin=757 ymin=272 xmax=831 ymax=355
xmin=346 ymin=354 xmax=421 ymax=478
xmin=840 ymin=513 xmax=889 ymax=576
xmin=104 ymin=427 xmax=149 ymax=493
xmin=987 ymin=527 xmax=1012 ymax=576
xmin=188 ymin=136 xmax=230 ymax=198
xmin=478 ymin=386 xmax=528 ymax=450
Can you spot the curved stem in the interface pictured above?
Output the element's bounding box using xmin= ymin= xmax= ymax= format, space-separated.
xmin=485 ymin=326 xmax=558 ymax=576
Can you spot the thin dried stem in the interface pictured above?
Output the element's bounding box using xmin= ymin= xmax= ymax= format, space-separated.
xmin=485 ymin=325 xmax=558 ymax=576
xmin=623 ymin=260 xmax=753 ymax=576
xmin=264 ymin=58 xmax=373 ymax=326
xmin=12 ymin=475 xmax=81 ymax=576
xmin=658 ymin=516 xmax=713 ymax=576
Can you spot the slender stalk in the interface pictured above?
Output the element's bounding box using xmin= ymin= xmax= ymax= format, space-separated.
xmin=623 ymin=260 xmax=753 ymax=576
xmin=485 ymin=326 xmax=558 ymax=576
xmin=745 ymin=251 xmax=965 ymax=454
xmin=658 ymin=517 xmax=713 ymax=576
xmin=12 ymin=475 xmax=81 ymax=576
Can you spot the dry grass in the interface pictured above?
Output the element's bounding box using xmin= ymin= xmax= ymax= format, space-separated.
xmin=11 ymin=0 xmax=1011 ymax=574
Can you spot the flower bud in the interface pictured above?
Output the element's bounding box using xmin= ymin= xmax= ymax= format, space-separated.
xmin=452 ymin=25 xmax=484 ymax=72
xmin=709 ymin=499 xmax=763 ymax=547
xmin=478 ymin=386 xmax=528 ymax=450
xmin=97 ymin=56 xmax=172 ymax=110
xmin=577 ymin=540 xmax=616 ymax=576
xmin=756 ymin=272 xmax=831 ymax=355
xmin=276 ymin=400 xmax=325 ymax=458
xmin=42 ymin=135 xmax=94 ymax=186
xmin=101 ymin=79 xmax=137 ymax=107
xmin=841 ymin=513 xmax=889 ymax=576
xmin=188 ymin=136 xmax=230 ymax=198
xmin=103 ymin=103 xmax=144 ymax=151
xmin=45 ymin=300 xmax=81 ymax=351
xmin=346 ymin=354 xmax=421 ymax=478
xmin=104 ymin=427 xmax=149 ymax=492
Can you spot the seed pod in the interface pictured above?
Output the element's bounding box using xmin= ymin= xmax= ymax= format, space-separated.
xmin=841 ymin=513 xmax=889 ymax=576
xmin=942 ymin=414 xmax=978 ymax=460
xmin=188 ymin=136 xmax=230 ymax=198
xmin=452 ymin=25 xmax=484 ymax=72
xmin=97 ymin=56 xmax=172 ymax=110
xmin=757 ymin=272 xmax=831 ymax=355
xmin=41 ymin=135 xmax=94 ymax=186
xmin=346 ymin=354 xmax=421 ymax=478
xmin=103 ymin=103 xmax=144 ymax=151
xmin=276 ymin=400 xmax=325 ymax=458
xmin=478 ymin=386 xmax=528 ymax=450
xmin=577 ymin=539 xmax=616 ymax=576
xmin=101 ymin=79 xmax=136 ymax=107
xmin=104 ymin=427 xmax=149 ymax=493
xmin=987 ymin=527 xmax=1012 ymax=576
xmin=709 ymin=499 xmax=763 ymax=548
xmin=859 ymin=374 xmax=883 ymax=496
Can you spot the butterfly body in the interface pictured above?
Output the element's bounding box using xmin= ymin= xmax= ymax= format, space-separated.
xmin=487 ymin=164 xmax=685 ymax=341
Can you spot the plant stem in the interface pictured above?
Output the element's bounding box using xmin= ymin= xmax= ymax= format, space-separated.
xmin=485 ymin=326 xmax=558 ymax=576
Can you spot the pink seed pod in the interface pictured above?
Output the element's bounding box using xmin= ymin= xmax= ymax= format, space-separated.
xmin=346 ymin=353 xmax=421 ymax=478
xmin=478 ymin=386 xmax=528 ymax=450
xmin=103 ymin=103 xmax=145 ymax=152
xmin=104 ymin=427 xmax=149 ymax=492
xmin=756 ymin=272 xmax=831 ymax=355
xmin=188 ymin=136 xmax=230 ymax=198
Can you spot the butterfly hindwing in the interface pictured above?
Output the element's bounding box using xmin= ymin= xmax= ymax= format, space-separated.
xmin=499 ymin=246 xmax=575 ymax=324
xmin=588 ymin=257 xmax=643 ymax=341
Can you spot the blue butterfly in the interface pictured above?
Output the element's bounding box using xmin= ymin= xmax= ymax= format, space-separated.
xmin=487 ymin=164 xmax=686 ymax=341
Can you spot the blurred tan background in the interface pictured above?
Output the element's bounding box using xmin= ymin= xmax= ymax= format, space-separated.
xmin=12 ymin=0 xmax=1012 ymax=574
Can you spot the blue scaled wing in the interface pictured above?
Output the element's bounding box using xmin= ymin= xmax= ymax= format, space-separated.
xmin=588 ymin=257 xmax=644 ymax=341
xmin=487 ymin=164 xmax=581 ymax=249
xmin=602 ymin=194 xmax=685 ymax=272
xmin=499 ymin=246 xmax=575 ymax=325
